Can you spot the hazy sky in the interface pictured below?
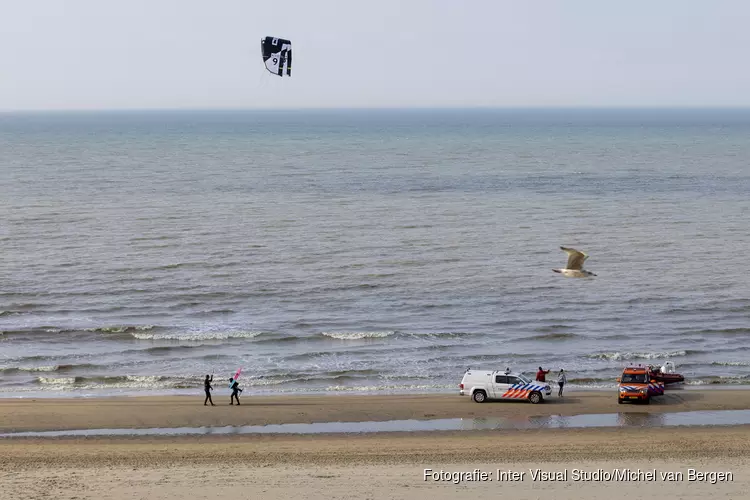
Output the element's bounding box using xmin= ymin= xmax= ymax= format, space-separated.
xmin=1 ymin=0 xmax=749 ymax=110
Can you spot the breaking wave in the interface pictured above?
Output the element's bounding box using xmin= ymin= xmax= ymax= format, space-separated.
xmin=321 ymin=331 xmax=396 ymax=340
xmin=131 ymin=330 xmax=264 ymax=341
xmin=36 ymin=375 xmax=196 ymax=390
xmin=85 ymin=325 xmax=157 ymax=334
xmin=585 ymin=351 xmax=689 ymax=361
xmin=1 ymin=363 xmax=98 ymax=374
xmin=319 ymin=331 xmax=475 ymax=341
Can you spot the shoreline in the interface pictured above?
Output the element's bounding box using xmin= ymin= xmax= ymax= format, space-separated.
xmin=3 ymin=383 xmax=750 ymax=401
xmin=4 ymin=389 xmax=750 ymax=433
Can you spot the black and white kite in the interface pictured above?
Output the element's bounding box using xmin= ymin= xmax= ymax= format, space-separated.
xmin=261 ymin=36 xmax=292 ymax=77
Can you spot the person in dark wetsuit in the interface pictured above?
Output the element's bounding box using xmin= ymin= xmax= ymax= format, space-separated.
xmin=230 ymin=378 xmax=242 ymax=405
xmin=204 ymin=374 xmax=215 ymax=406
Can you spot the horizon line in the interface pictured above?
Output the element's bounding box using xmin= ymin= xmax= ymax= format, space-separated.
xmin=3 ymin=105 xmax=750 ymax=115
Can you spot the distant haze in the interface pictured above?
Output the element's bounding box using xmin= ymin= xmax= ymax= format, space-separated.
xmin=1 ymin=0 xmax=749 ymax=111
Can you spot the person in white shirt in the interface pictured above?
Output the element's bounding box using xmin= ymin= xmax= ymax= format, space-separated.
xmin=557 ymin=369 xmax=567 ymax=397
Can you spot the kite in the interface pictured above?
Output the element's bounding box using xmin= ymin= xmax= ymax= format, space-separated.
xmin=261 ymin=36 xmax=292 ymax=77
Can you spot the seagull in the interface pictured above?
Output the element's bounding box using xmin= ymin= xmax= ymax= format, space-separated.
xmin=553 ymin=247 xmax=597 ymax=278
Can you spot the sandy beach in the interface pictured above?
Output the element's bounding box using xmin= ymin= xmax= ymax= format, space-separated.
xmin=1 ymin=390 xmax=750 ymax=499
xmin=3 ymin=389 xmax=750 ymax=432
xmin=1 ymin=427 xmax=749 ymax=499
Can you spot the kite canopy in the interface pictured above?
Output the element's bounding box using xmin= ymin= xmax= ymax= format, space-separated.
xmin=261 ymin=36 xmax=292 ymax=77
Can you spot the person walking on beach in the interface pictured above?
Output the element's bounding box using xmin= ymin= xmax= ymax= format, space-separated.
xmin=204 ymin=374 xmax=215 ymax=406
xmin=557 ymin=369 xmax=567 ymax=397
xmin=536 ymin=366 xmax=550 ymax=382
xmin=229 ymin=378 xmax=242 ymax=405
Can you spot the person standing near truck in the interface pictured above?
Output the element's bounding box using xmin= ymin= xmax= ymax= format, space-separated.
xmin=557 ymin=369 xmax=567 ymax=397
xmin=536 ymin=366 xmax=550 ymax=382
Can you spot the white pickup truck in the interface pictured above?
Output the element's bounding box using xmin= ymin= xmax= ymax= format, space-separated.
xmin=459 ymin=369 xmax=552 ymax=404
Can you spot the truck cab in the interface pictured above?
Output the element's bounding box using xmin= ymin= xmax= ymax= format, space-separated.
xmin=459 ymin=369 xmax=552 ymax=404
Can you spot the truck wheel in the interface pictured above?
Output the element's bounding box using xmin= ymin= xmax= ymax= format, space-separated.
xmin=618 ymin=398 xmax=624 ymax=404
xmin=643 ymin=397 xmax=650 ymax=405
xmin=472 ymin=390 xmax=487 ymax=403
xmin=528 ymin=391 xmax=542 ymax=404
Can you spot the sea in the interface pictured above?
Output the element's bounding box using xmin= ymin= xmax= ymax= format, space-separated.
xmin=1 ymin=108 xmax=749 ymax=398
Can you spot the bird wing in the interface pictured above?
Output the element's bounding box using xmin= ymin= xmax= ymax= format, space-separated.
xmin=560 ymin=246 xmax=587 ymax=270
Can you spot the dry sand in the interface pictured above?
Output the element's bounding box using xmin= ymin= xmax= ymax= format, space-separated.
xmin=1 ymin=428 xmax=749 ymax=500
xmin=1 ymin=391 xmax=750 ymax=499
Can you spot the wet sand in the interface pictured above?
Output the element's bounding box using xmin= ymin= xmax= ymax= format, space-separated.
xmin=3 ymin=389 xmax=750 ymax=432
xmin=2 ymin=391 xmax=750 ymax=499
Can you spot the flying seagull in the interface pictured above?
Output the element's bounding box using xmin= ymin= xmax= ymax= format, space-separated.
xmin=553 ymin=247 xmax=597 ymax=278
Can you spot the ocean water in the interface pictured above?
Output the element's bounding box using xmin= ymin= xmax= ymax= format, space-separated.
xmin=1 ymin=108 xmax=749 ymax=397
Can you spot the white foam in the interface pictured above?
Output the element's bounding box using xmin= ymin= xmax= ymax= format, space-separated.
xmin=324 ymin=383 xmax=451 ymax=392
xmin=36 ymin=375 xmax=186 ymax=391
xmin=18 ymin=365 xmax=59 ymax=372
xmin=586 ymin=351 xmax=687 ymax=361
xmin=124 ymin=375 xmax=162 ymax=383
xmin=321 ymin=331 xmax=395 ymax=340
xmin=38 ymin=377 xmax=76 ymax=385
xmin=132 ymin=330 xmax=263 ymax=341
xmin=86 ymin=325 xmax=156 ymax=333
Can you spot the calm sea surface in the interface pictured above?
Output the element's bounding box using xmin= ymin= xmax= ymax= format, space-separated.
xmin=1 ymin=109 xmax=749 ymax=397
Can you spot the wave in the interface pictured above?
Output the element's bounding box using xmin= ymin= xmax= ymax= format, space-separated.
xmin=585 ymin=350 xmax=690 ymax=361
xmin=131 ymin=330 xmax=263 ymax=341
xmin=528 ymin=332 xmax=580 ymax=341
xmin=0 ymin=363 xmax=100 ymax=374
xmin=1 ymin=365 xmax=62 ymax=374
xmin=321 ymin=331 xmax=396 ymax=340
xmin=254 ymin=334 xmax=306 ymax=344
xmin=678 ymin=327 xmax=750 ymax=336
xmin=37 ymin=377 xmax=77 ymax=385
xmin=323 ymin=383 xmax=453 ymax=392
xmin=31 ymin=369 xmax=404 ymax=391
xmin=319 ymin=330 xmax=476 ymax=341
xmin=137 ymin=345 xmax=202 ymax=354
xmin=6 ymin=325 xmax=266 ymax=342
xmin=241 ymin=370 xmax=390 ymax=387
xmin=533 ymin=324 xmax=574 ymax=333
xmin=8 ymin=369 xmax=750 ymax=394
xmin=685 ymin=375 xmax=750 ymax=385
xmin=455 ymin=352 xmax=543 ymax=363
xmin=568 ymin=377 xmax=614 ymax=384
xmin=0 ymin=327 xmax=64 ymax=337
xmin=36 ymin=375 xmax=196 ymax=390
xmin=1 ymin=325 xmax=159 ymax=339
xmin=85 ymin=325 xmax=157 ymax=334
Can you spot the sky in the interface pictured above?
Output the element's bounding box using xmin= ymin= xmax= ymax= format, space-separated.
xmin=1 ymin=0 xmax=749 ymax=111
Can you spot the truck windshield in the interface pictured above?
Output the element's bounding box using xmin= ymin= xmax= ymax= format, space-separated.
xmin=517 ymin=374 xmax=531 ymax=384
xmin=622 ymin=374 xmax=647 ymax=384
